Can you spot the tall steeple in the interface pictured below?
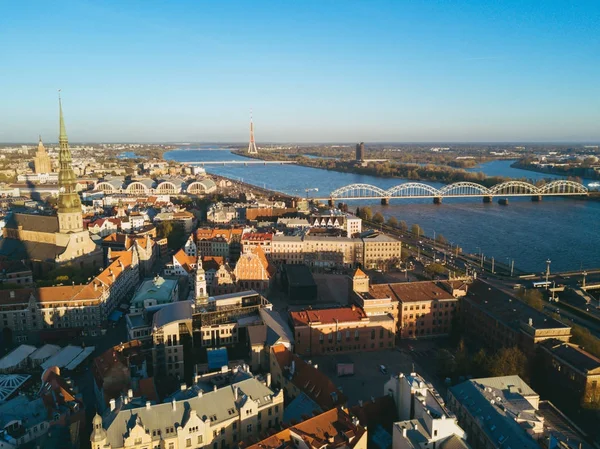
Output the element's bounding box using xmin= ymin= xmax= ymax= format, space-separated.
xmin=56 ymin=94 xmax=83 ymax=233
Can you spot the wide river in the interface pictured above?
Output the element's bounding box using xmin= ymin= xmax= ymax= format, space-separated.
xmin=165 ymin=148 xmax=600 ymax=273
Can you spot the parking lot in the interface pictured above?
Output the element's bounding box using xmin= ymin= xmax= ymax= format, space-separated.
xmin=308 ymin=339 xmax=449 ymax=406
xmin=309 ymin=348 xmax=420 ymax=405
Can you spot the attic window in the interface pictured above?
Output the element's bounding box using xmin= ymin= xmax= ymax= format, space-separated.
xmin=210 ymin=415 xmax=217 ymax=422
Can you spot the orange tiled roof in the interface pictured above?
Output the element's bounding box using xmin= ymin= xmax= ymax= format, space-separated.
xmin=242 ymin=232 xmax=273 ymax=242
xmin=246 ymin=408 xmax=363 ymax=449
xmin=272 ymin=345 xmax=346 ymax=410
xmin=352 ymin=267 xmax=368 ymax=278
xmin=173 ymin=249 xmax=197 ymax=269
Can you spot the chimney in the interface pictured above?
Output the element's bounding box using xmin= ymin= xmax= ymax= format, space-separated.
xmin=528 ymin=318 xmax=533 ymax=326
xmin=266 ymin=373 xmax=271 ymax=387
xmin=358 ymin=400 xmax=363 ymax=407
xmin=109 ymin=399 xmax=116 ymax=411
xmin=9 ymin=291 xmax=14 ymax=298
xmin=180 ymin=383 xmax=187 ymax=391
xmin=146 ymin=401 xmax=151 ymax=410
xmin=314 ymin=364 xmax=318 ymax=370
xmin=402 ymin=427 xmax=407 ymax=438
xmin=172 ymin=399 xmax=177 ymax=411
xmin=197 ymin=390 xmax=203 ymax=398
xmin=127 ymin=389 xmax=133 ymax=399
xmin=213 ymin=385 xmax=217 ymax=392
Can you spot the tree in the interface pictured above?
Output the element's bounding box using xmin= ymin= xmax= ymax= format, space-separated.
xmin=518 ymin=289 xmax=544 ymax=312
xmin=157 ymin=221 xmax=174 ymax=240
xmin=387 ymin=216 xmax=398 ymax=228
xmin=373 ymin=212 xmax=385 ymax=224
xmin=471 ymin=348 xmax=491 ymax=377
xmin=358 ymin=206 xmax=372 ymax=221
xmin=425 ymin=263 xmax=446 ymax=277
xmin=399 ymin=220 xmax=408 ymax=232
xmin=435 ymin=234 xmax=447 ymax=245
xmin=411 ymin=224 xmax=422 ymax=236
xmin=488 ymin=347 xmax=528 ymax=381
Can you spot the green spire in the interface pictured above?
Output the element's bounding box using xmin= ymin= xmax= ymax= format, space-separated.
xmin=59 ymin=93 xmax=68 ymax=144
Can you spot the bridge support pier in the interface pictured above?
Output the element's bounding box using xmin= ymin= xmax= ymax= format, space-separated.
xmin=531 ymin=195 xmax=542 ymax=202
xmin=483 ymin=196 xmax=493 ymax=203
xmin=328 ymin=199 xmax=335 ymax=207
xmin=381 ymin=197 xmax=390 ymax=205
xmin=433 ymin=197 xmax=442 ymax=205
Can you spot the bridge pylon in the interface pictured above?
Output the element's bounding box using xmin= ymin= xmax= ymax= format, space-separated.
xmin=328 ymin=198 xmax=335 ymax=207
xmin=483 ymin=196 xmax=493 ymax=203
xmin=433 ymin=197 xmax=442 ymax=204
xmin=531 ymin=195 xmax=542 ymax=202
xmin=381 ymin=198 xmax=390 ymax=205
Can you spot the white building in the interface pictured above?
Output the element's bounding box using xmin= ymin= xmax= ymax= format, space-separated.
xmin=386 ymin=372 xmax=470 ymax=449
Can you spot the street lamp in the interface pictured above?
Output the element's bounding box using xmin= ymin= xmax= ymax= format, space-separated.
xmin=545 ymin=259 xmax=551 ymax=290
xmin=506 ymin=257 xmax=514 ymax=277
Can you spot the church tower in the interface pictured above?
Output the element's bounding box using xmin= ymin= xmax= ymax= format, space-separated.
xmin=195 ymin=257 xmax=208 ymax=302
xmin=56 ymin=95 xmax=83 ymax=233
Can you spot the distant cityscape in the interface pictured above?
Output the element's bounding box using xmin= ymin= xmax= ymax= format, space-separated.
xmin=0 ymin=98 xmax=596 ymax=449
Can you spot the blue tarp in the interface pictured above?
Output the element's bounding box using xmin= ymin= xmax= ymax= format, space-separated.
xmin=108 ymin=310 xmax=123 ymax=322
xmin=207 ymin=347 xmax=228 ymax=370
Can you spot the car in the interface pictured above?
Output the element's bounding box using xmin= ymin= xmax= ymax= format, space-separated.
xmin=379 ymin=365 xmax=388 ymax=374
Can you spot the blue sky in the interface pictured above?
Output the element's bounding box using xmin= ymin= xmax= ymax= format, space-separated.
xmin=1 ymin=0 xmax=599 ymax=143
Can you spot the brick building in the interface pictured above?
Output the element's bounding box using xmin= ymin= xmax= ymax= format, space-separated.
xmin=461 ymin=280 xmax=571 ymax=356
xmin=289 ymin=305 xmax=395 ymax=356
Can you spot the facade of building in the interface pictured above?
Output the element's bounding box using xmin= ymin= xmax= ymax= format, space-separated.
xmin=308 ymin=211 xmax=362 ymax=236
xmin=356 ymin=142 xmax=365 ymax=162
xmin=386 ymin=372 xmax=469 ymax=449
xmin=90 ymin=376 xmax=284 ymax=449
xmin=0 ymin=249 xmax=138 ymax=342
xmin=33 ymin=137 xmax=52 ymax=174
xmin=149 ymin=291 xmax=271 ymax=380
xmin=233 ymin=246 xmax=274 ymax=293
xmin=241 ymin=232 xmax=273 ymax=255
xmin=461 ymin=280 xmax=571 ymax=356
xmin=538 ymin=338 xmax=600 ymax=407
xmin=211 ymin=263 xmax=237 ymax=296
xmin=290 ymin=305 xmax=395 ymax=356
xmin=351 ymin=274 xmax=464 ymax=339
xmin=361 ymin=233 xmax=402 ymax=270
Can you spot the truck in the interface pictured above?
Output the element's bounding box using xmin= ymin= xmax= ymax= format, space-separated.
xmin=336 ymin=355 xmax=355 ymax=377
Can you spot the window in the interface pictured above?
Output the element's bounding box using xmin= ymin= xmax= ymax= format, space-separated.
xmin=186 ymin=438 xmax=192 ymax=448
xmin=247 ymin=424 xmax=252 ymax=433
xmin=198 ymin=436 xmax=203 ymax=444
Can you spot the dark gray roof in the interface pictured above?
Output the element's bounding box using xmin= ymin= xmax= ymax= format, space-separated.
xmin=152 ymin=300 xmax=193 ymax=329
xmin=4 ymin=213 xmax=59 ymax=233
xmin=0 ymin=237 xmax=65 ymax=262
xmin=103 ymin=377 xmax=277 ymax=448
xmin=283 ymin=264 xmax=316 ymax=287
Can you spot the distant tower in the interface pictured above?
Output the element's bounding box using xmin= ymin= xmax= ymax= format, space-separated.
xmin=355 ymin=142 xmax=365 ymax=162
xmin=247 ymin=110 xmax=258 ymax=154
xmin=56 ymin=94 xmax=83 ymax=233
xmin=33 ymin=136 xmax=52 ymax=174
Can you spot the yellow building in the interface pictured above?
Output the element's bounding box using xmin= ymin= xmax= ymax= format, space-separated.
xmin=33 ymin=136 xmax=52 ymax=174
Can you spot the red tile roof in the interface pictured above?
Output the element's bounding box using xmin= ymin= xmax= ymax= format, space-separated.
xmin=272 ymin=345 xmax=346 ymax=410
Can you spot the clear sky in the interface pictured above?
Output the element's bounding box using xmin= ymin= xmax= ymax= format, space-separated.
xmin=1 ymin=0 xmax=599 ymax=143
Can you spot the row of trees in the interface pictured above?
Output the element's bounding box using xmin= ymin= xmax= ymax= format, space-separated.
xmin=437 ymin=339 xmax=529 ymax=382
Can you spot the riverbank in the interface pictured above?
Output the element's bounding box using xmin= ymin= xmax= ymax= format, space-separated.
xmin=510 ymin=160 xmax=600 ymax=181
xmin=231 ymin=149 xmax=511 ymax=188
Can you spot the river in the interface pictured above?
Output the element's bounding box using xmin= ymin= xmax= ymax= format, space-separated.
xmin=166 ymin=148 xmax=600 ymax=273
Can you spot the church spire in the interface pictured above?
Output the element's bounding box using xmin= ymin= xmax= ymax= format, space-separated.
xmin=59 ymin=93 xmax=68 ymax=145
xmin=56 ymin=93 xmax=83 ymax=232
